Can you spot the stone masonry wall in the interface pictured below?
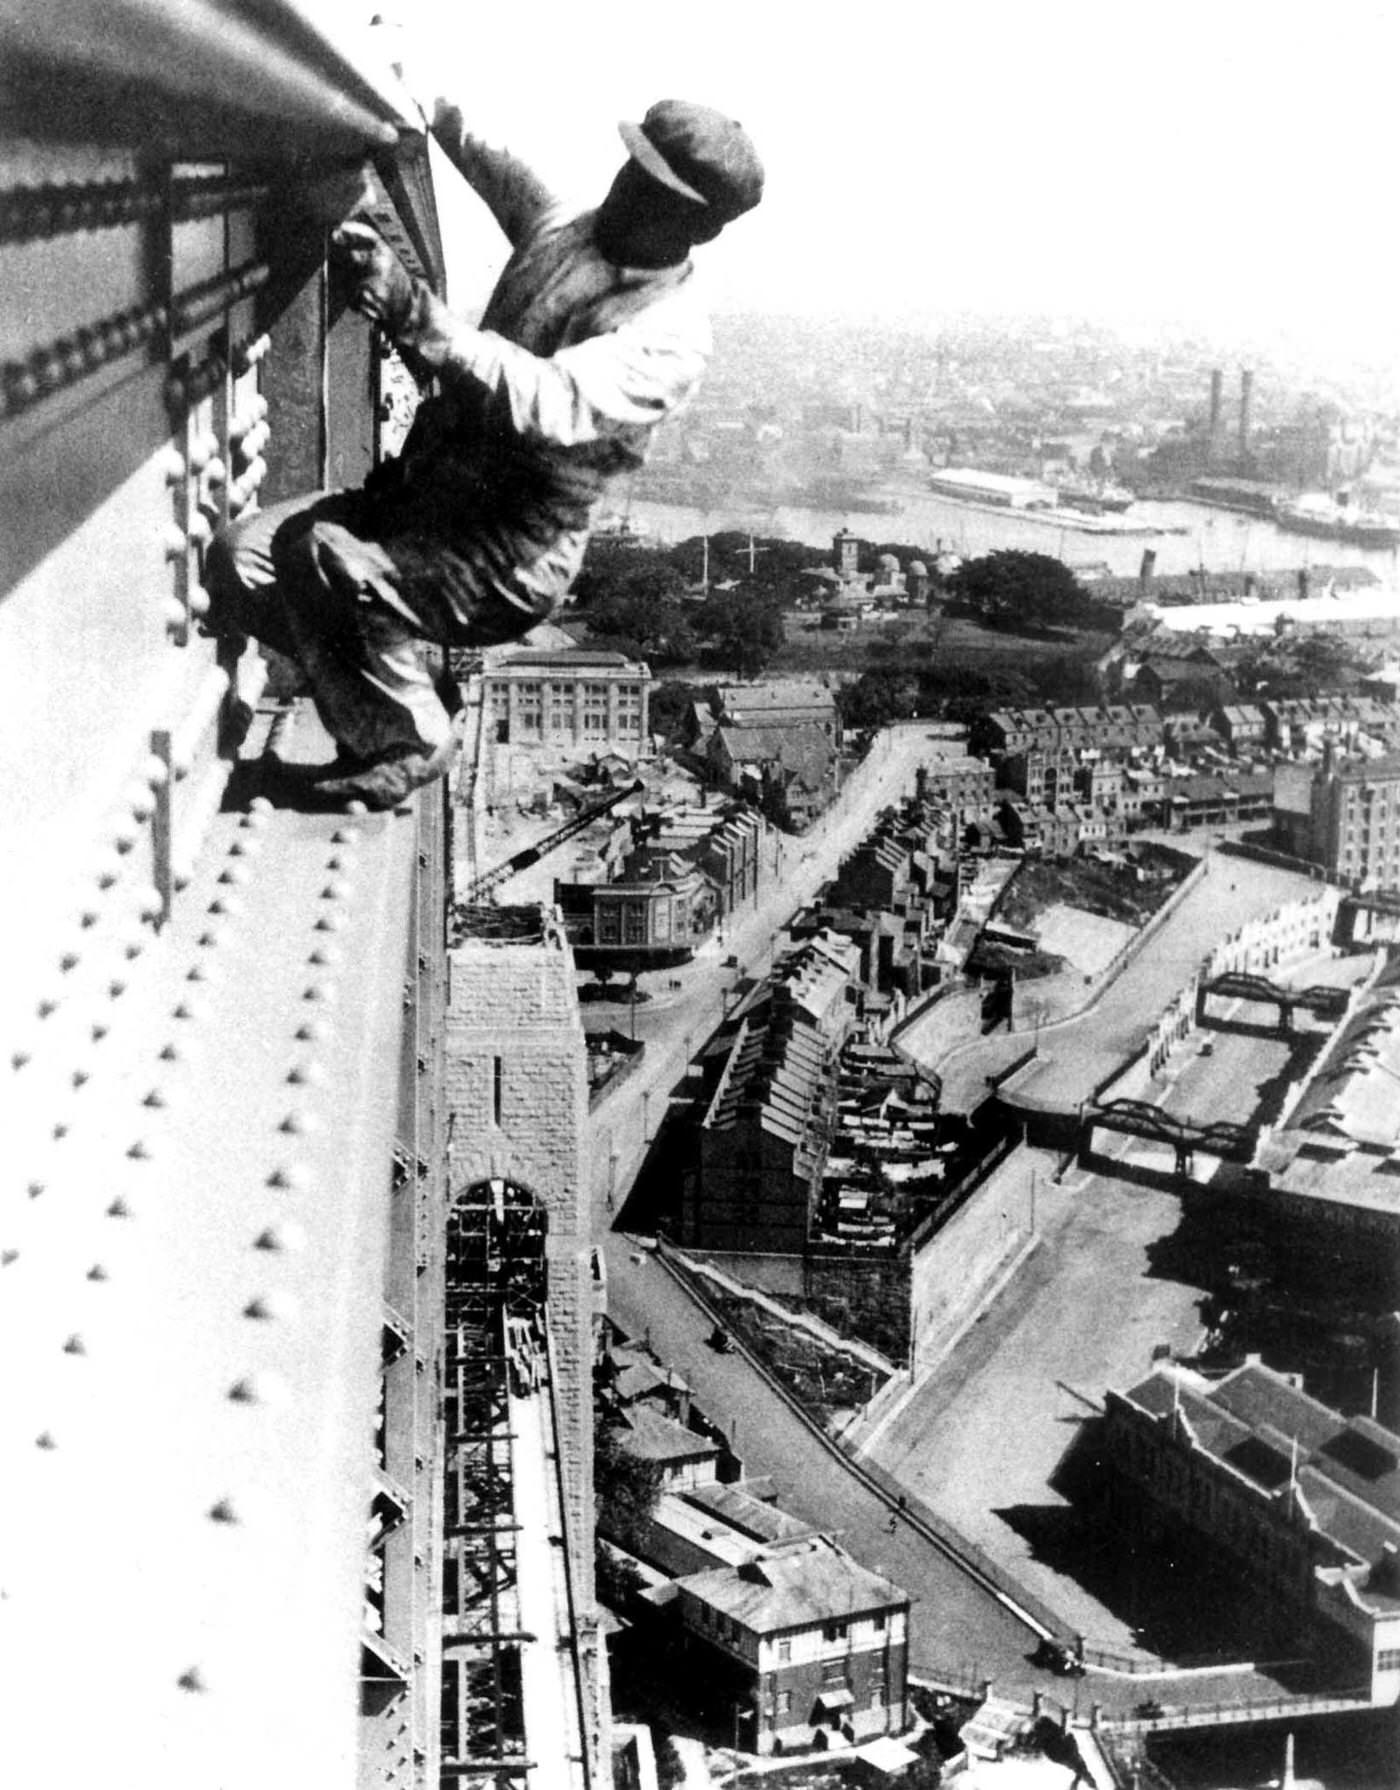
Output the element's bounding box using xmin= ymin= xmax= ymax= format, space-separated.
xmin=445 ymin=918 xmax=596 ymax=1637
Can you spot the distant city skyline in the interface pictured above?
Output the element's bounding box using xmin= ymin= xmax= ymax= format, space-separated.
xmin=377 ymin=0 xmax=1397 ymax=382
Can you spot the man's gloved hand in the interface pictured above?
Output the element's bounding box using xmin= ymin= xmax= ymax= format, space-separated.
xmin=332 ymin=221 xmax=416 ymax=336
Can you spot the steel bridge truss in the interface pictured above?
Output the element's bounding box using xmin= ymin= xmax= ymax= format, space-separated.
xmin=1197 ymin=972 xmax=1350 ymax=1032
xmin=1080 ymin=1098 xmax=1254 ymax=1178
xmin=438 ymin=1180 xmax=549 ymax=1788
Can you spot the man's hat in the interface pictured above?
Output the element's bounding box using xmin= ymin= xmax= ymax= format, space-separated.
xmin=618 ymin=100 xmax=764 ymax=226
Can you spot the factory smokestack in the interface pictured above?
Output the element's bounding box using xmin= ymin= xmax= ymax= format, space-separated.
xmin=1239 ymin=368 xmax=1254 ymax=459
xmin=1208 ymin=368 xmax=1223 ymax=440
xmin=1139 ymin=548 xmax=1157 ymax=589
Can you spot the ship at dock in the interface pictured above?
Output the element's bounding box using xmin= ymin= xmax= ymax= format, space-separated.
xmin=1055 ymin=478 xmax=1135 ymax=514
xmin=1274 ymin=492 xmax=1400 ymax=549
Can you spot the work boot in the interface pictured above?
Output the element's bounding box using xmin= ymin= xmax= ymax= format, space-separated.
xmin=313 ymin=737 xmax=456 ymax=811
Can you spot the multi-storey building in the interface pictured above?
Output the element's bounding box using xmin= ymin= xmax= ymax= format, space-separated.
xmin=685 ymin=937 xmax=858 ymax=1253
xmin=485 ymin=647 xmax=652 ymax=754
xmin=1292 ymin=749 xmax=1400 ymax=889
xmin=1103 ymin=1362 xmax=1400 ymax=1703
xmin=672 ymin=1535 xmax=910 ymax=1754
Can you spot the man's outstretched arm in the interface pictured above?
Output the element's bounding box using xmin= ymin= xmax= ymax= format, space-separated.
xmin=334 ymin=222 xmax=709 ymax=444
xmin=428 ymin=100 xmax=556 ymax=247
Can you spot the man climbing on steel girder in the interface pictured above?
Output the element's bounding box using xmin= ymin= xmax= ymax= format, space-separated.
xmin=206 ymin=88 xmax=763 ymax=811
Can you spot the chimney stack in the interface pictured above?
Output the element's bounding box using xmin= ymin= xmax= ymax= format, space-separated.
xmin=1208 ymin=368 xmax=1223 ymax=441
xmin=1139 ymin=548 xmax=1157 ymax=589
xmin=1239 ymin=368 xmax=1254 ymax=460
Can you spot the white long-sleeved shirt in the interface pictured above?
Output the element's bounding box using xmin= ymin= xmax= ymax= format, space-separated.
xmin=388 ymin=111 xmax=710 ymax=567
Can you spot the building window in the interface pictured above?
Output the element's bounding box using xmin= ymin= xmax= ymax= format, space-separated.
xmin=777 ymin=1691 xmax=792 ymax=1715
xmin=1378 ymin=1648 xmax=1400 ymax=1672
xmin=777 ymin=1640 xmax=791 ymax=1662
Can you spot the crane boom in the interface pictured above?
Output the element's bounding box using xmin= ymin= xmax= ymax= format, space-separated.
xmin=457 ymin=780 xmax=644 ymax=906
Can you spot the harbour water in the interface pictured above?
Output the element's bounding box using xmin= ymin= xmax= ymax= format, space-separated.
xmin=625 ymin=483 xmax=1400 ymax=585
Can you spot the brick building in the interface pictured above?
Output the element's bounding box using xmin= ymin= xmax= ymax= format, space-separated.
xmin=672 ymin=1535 xmax=910 ymax=1754
xmin=485 ymin=648 xmax=651 ymax=754
xmin=685 ymin=938 xmax=858 ymax=1252
xmin=1275 ymin=748 xmax=1400 ymax=889
xmin=1103 ymin=1361 xmax=1400 ymax=1703
xmin=706 ymin=721 xmax=837 ymax=831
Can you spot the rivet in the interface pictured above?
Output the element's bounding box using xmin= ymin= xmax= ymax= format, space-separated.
xmin=294 ymin=1020 xmax=329 ymax=1042
xmin=173 ymin=1000 xmax=204 ymax=1021
xmin=35 ymin=1432 xmax=57 ymax=1451
xmin=228 ymin=836 xmax=261 ymax=858
xmin=244 ymin=1292 xmax=294 ymax=1321
xmin=159 ymin=1041 xmax=180 ymax=1061
xmin=59 ymin=952 xmax=80 ymax=973
xmin=52 ymin=1123 xmax=68 ymax=1141
xmin=107 ymin=1197 xmax=132 ymax=1218
xmin=227 ymin=1373 xmax=286 ymax=1406
xmin=123 ymin=937 xmax=144 ymax=961
xmin=345 ymin=799 xmax=369 ymax=817
xmin=302 ymin=983 xmax=331 ymax=1003
xmin=266 ymin=1164 xmax=308 ymax=1191
xmin=142 ymin=1088 xmax=166 ymax=1108
xmin=91 ymin=1024 xmax=108 ymax=1043
xmin=136 ymin=886 xmax=162 ymax=921
xmin=37 ymin=999 xmax=58 ymax=1019
xmin=127 ymin=1139 xmax=151 ymax=1160
xmin=248 ymin=796 xmax=273 ymax=816
xmin=308 ymin=946 xmax=341 ymax=967
xmin=197 ymin=931 xmax=220 ymax=948
xmin=314 ymin=912 xmax=346 ymax=932
xmin=330 ymin=828 xmax=355 ymax=844
xmin=79 ymin=909 xmax=100 ymax=929
xmin=72 ymin=1068 xmax=89 ymax=1089
xmin=87 ymin=1263 xmax=108 ymax=1281
xmin=209 ymin=1498 xmax=239 ymax=1524
xmin=27 ymin=1182 xmax=43 ymax=1199
xmin=126 ymin=781 xmax=156 ymax=821
xmin=321 ymin=881 xmax=349 ymax=902
xmin=2 ymin=1249 xmax=19 ymax=1266
xmin=62 ymin=1334 xmax=86 ymax=1356
xmin=286 ymin=1062 xmax=324 ymax=1086
xmin=108 ymin=978 xmax=127 ymax=999
xmin=216 ymin=865 xmax=249 ymax=886
xmin=186 ymin=962 xmax=211 ymax=982
xmin=278 ymin=1110 xmax=314 ymax=1134
xmin=176 ymin=1666 xmax=207 ymax=1693
xmin=208 ymin=895 xmax=243 ymax=916
xmin=11 ymin=1050 xmax=31 ymax=1070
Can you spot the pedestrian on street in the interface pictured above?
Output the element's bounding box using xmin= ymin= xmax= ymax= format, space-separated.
xmin=208 ymin=89 xmax=763 ymax=809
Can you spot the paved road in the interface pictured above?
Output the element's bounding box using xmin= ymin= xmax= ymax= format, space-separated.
xmin=586 ymin=728 xmax=947 ymax=1207
xmin=907 ymin=849 xmax=1333 ymax=1117
xmin=603 ymin=1230 xmax=1043 ymax=1692
xmin=584 ymin=755 xmax=1346 ymax=1716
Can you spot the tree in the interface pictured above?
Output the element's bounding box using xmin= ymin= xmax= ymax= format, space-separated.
xmin=573 ymin=549 xmax=695 ymax=663
xmin=695 ymin=586 xmax=785 ymax=680
xmin=595 ymin=1425 xmax=663 ymax=1552
xmin=949 ymin=549 xmax=1088 ymax=633
xmin=648 ymin=678 xmax=704 ymax=741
